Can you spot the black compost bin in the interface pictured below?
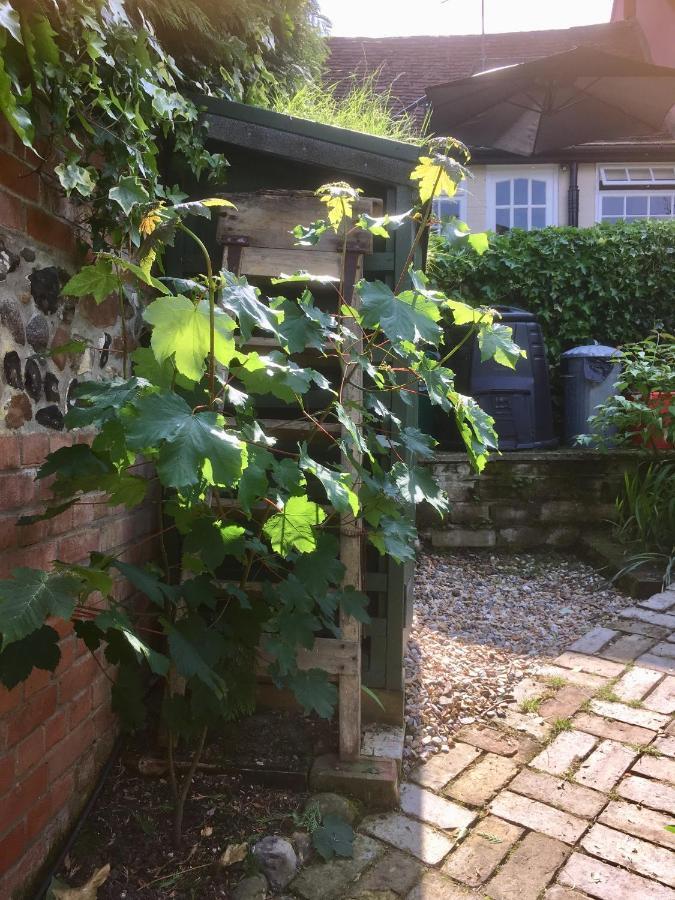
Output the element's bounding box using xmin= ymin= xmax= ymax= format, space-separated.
xmin=439 ymin=306 xmax=557 ymax=451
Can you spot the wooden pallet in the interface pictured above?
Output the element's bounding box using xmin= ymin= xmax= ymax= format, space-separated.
xmin=217 ymin=190 xmax=372 ymax=760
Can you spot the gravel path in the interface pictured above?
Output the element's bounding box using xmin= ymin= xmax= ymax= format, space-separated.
xmin=403 ymin=547 xmax=633 ymax=770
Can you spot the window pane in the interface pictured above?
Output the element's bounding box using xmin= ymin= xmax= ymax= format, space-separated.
xmin=603 ymin=168 xmax=627 ymax=182
xmin=602 ymin=195 xmax=624 ymax=216
xmin=531 ymin=207 xmax=546 ymax=228
xmin=513 ymin=178 xmax=528 ymax=205
xmin=650 ymin=195 xmax=672 ymax=216
xmin=496 ymin=207 xmax=510 ymax=229
xmin=513 ymin=207 xmax=528 ymax=228
xmin=531 ymin=180 xmax=546 ymax=205
xmin=626 ymin=196 xmax=648 ymax=216
xmin=628 ymin=167 xmax=651 ymax=181
xmin=602 ymin=216 xmax=620 ymax=223
xmin=496 ymin=180 xmax=510 ymax=205
xmin=435 ymin=197 xmax=461 ymax=218
xmin=652 ymin=167 xmax=675 ymax=181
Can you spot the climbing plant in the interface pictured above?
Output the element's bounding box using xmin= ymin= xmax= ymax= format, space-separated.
xmin=0 ymin=138 xmax=520 ymax=842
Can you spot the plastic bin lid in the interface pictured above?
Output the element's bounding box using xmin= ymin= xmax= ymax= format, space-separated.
xmin=561 ymin=344 xmax=621 ymax=359
xmin=492 ymin=306 xmax=537 ymax=323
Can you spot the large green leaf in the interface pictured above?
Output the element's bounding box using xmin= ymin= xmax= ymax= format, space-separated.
xmin=234 ymin=351 xmax=324 ymax=403
xmin=312 ymin=815 xmax=354 ymax=861
xmin=95 ymin=608 xmax=169 ymax=676
xmin=0 ymin=568 xmax=83 ymax=646
xmin=0 ymin=625 xmax=60 ymax=689
xmin=220 ymin=272 xmax=281 ymax=342
xmin=55 ymin=161 xmax=96 ymax=197
xmin=263 ymin=495 xmax=326 ymax=556
xmin=62 ymin=259 xmax=119 ymax=304
xmin=391 ymin=462 xmax=449 ymax=516
xmin=288 ymin=668 xmax=337 ymax=718
xmin=478 ymin=322 xmax=524 ymax=369
xmin=144 ymin=295 xmax=236 ymax=381
xmin=127 ymin=391 xmax=245 ymax=488
xmin=0 ymin=2 xmax=22 ymax=43
xmin=167 ymin=619 xmax=226 ymax=694
xmin=359 ymin=280 xmax=441 ymax=345
xmin=65 ymin=378 xmax=145 ymax=428
xmin=272 ymin=292 xmax=335 ymax=354
xmin=109 ymin=175 xmax=149 ymax=215
xmin=237 ymin=446 xmax=272 ymax=515
xmin=299 ymin=445 xmax=358 ymax=516
xmin=369 ymin=516 xmax=417 ymax=563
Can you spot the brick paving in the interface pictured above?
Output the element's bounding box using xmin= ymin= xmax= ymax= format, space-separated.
xmin=307 ymin=585 xmax=675 ymax=899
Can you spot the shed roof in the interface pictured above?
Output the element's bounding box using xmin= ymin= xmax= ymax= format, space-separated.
xmin=199 ymin=97 xmax=421 ymax=186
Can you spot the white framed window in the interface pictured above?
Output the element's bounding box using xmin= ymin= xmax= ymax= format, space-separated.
xmin=486 ymin=167 xmax=557 ymax=232
xmin=432 ymin=188 xmax=467 ymax=227
xmin=597 ymin=163 xmax=675 ymax=223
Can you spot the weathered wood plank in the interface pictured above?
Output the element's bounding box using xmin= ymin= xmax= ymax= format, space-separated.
xmin=216 ymin=190 xmax=381 ymax=253
xmin=257 ymin=638 xmax=360 ymax=676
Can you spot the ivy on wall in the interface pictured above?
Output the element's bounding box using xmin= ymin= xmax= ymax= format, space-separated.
xmin=428 ymin=221 xmax=675 ymax=366
xmin=0 ymin=0 xmax=325 ymax=249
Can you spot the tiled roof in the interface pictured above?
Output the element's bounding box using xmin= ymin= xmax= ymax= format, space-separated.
xmin=326 ymin=20 xmax=649 ymax=126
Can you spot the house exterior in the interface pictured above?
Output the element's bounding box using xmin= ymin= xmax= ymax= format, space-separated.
xmin=326 ymin=17 xmax=675 ymax=233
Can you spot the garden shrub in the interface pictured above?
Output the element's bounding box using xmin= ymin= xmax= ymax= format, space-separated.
xmin=428 ymin=221 xmax=675 ymax=367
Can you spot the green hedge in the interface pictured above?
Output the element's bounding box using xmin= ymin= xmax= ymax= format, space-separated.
xmin=428 ymin=221 xmax=675 ymax=366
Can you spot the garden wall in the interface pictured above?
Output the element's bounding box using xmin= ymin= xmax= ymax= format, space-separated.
xmin=0 ymin=120 xmax=157 ymax=898
xmin=418 ymin=450 xmax=637 ymax=550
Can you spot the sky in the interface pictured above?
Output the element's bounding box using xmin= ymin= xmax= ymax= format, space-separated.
xmin=319 ymin=0 xmax=616 ymax=37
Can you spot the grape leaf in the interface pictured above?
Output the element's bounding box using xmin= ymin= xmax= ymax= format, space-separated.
xmin=0 ymin=625 xmax=60 ymax=688
xmin=478 ymin=322 xmax=524 ymax=369
xmin=359 ymin=280 xmax=441 ymax=346
xmin=126 ymin=392 xmax=245 ymax=489
xmin=62 ymin=259 xmax=119 ymax=304
xmin=263 ymin=495 xmax=326 ymax=556
xmin=111 ymin=561 xmax=175 ymax=608
xmin=109 ymin=175 xmax=149 ymax=215
xmin=0 ymin=568 xmax=83 ymax=646
xmin=391 ymin=463 xmax=449 ymax=516
xmin=369 ymin=516 xmax=417 ymax=563
xmin=288 ymin=668 xmax=337 ymax=718
xmin=234 ymin=351 xmax=317 ymax=403
xmin=220 ymin=272 xmax=281 ymax=342
xmin=312 ymin=814 xmax=354 ymax=860
xmin=299 ymin=445 xmax=358 ymax=516
xmin=237 ymin=446 xmax=272 ymax=515
xmin=167 ymin=619 xmax=226 ymax=695
xmin=95 ymin=608 xmax=169 ymax=676
xmin=144 ymin=295 xmax=235 ymax=381
xmin=335 ymin=587 xmax=371 ymax=624
xmin=65 ymin=377 xmax=145 ymax=428
xmin=399 ymin=426 xmax=437 ymax=459
xmin=410 ymin=153 xmax=464 ymax=203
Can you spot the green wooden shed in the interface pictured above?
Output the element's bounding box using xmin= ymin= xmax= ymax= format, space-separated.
xmin=169 ymin=99 xmax=424 ymax=724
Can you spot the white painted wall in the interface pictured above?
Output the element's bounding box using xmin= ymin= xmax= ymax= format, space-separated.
xmin=461 ymin=162 xmax=601 ymax=232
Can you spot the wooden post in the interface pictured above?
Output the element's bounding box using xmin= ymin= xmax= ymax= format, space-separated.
xmin=339 ymin=249 xmax=363 ymax=761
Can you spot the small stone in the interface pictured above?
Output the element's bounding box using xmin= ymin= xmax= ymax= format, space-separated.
xmin=306 ymin=793 xmax=359 ymax=826
xmin=44 ymin=372 xmax=60 ymax=402
xmin=5 ymin=393 xmax=32 ymax=429
xmin=0 ymin=298 xmax=26 ymax=344
xmin=21 ymin=247 xmax=36 ymax=262
xmin=29 ymin=266 xmax=61 ymax=314
xmin=79 ymin=293 xmax=119 ymax=327
xmin=291 ymin=834 xmax=384 ymax=900
xmin=292 ymin=831 xmax=313 ymax=866
xmin=24 ymin=358 xmax=43 ymax=402
xmin=99 ymin=331 xmax=112 ymax=368
xmin=252 ymin=836 xmax=297 ymax=890
xmin=35 ymin=404 xmax=64 ymax=430
xmin=219 ymin=842 xmax=248 ymax=868
xmin=50 ymin=324 xmax=72 ymax=370
xmin=0 ymin=238 xmax=20 ymax=279
xmin=232 ymin=874 xmax=267 ymax=900
xmin=25 ymin=313 xmax=50 ymax=352
xmin=352 ymin=849 xmax=422 ymax=896
xmin=3 ymin=350 xmax=23 ymax=388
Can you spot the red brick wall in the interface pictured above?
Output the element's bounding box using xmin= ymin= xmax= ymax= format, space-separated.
xmin=0 ymin=118 xmax=159 ymax=897
xmin=0 ymin=433 xmax=158 ymax=898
